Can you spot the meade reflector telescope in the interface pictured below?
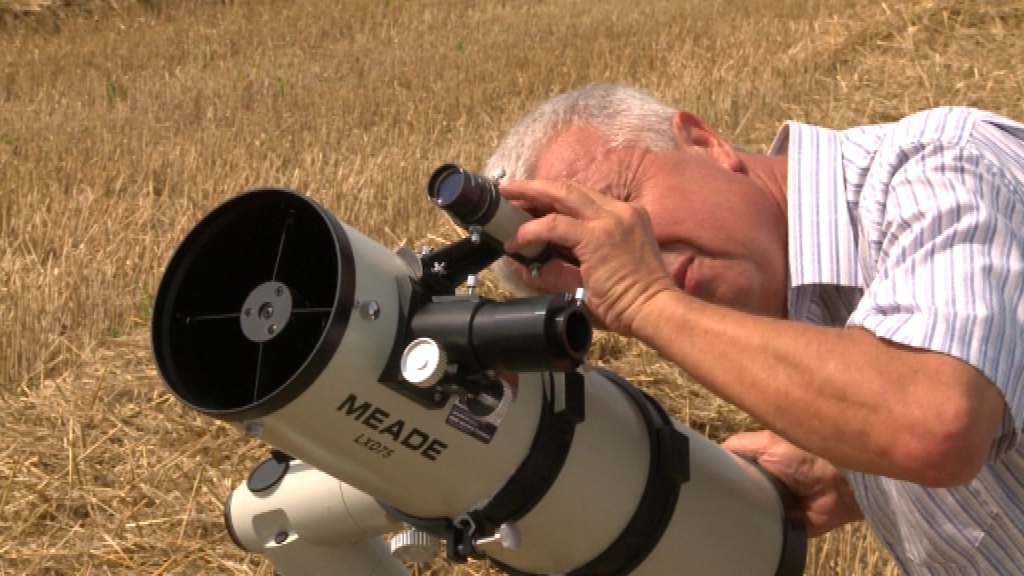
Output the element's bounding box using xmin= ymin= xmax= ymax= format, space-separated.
xmin=151 ymin=164 xmax=806 ymax=575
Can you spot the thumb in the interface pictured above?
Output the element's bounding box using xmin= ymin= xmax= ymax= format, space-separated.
xmin=722 ymin=430 xmax=775 ymax=458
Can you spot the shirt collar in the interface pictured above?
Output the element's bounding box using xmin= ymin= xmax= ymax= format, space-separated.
xmin=769 ymin=121 xmax=861 ymax=290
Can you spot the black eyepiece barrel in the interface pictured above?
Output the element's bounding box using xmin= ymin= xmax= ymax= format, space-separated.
xmin=409 ymin=293 xmax=591 ymax=374
xmin=427 ymin=163 xmax=501 ymax=226
xmin=426 ymin=163 xmax=548 ymax=262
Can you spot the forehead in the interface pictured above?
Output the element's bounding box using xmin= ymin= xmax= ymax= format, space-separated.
xmin=534 ymin=124 xmax=620 ymax=189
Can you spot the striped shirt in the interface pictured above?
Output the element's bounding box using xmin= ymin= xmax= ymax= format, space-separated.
xmin=770 ymin=107 xmax=1024 ymax=575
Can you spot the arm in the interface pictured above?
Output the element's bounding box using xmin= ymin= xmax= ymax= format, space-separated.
xmin=501 ymin=179 xmax=1006 ymax=487
xmin=634 ymin=287 xmax=1004 ymax=487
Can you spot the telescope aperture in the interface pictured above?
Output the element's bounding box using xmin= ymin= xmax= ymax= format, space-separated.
xmin=152 ymin=188 xmax=355 ymax=420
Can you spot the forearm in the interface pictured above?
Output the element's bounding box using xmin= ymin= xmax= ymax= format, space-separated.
xmin=633 ymin=288 xmax=999 ymax=484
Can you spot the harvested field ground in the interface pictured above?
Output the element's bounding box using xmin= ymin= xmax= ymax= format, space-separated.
xmin=1 ymin=0 xmax=1022 ymax=574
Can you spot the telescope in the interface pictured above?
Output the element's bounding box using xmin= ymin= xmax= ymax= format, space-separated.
xmin=150 ymin=164 xmax=806 ymax=575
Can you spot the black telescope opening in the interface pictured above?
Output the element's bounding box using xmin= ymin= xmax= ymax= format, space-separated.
xmin=151 ymin=188 xmax=355 ymax=421
xmin=555 ymin=307 xmax=591 ymax=361
xmin=426 ymin=163 xmax=500 ymax=226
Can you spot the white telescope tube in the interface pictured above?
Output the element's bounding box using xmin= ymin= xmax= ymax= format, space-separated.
xmin=151 ymin=188 xmax=805 ymax=575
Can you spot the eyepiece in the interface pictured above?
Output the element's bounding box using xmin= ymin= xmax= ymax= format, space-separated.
xmin=427 ymin=163 xmax=501 ymax=226
xmin=427 ymin=163 xmax=548 ymax=262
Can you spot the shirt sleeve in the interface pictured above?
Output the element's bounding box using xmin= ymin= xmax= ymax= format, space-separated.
xmin=846 ymin=132 xmax=1024 ymax=456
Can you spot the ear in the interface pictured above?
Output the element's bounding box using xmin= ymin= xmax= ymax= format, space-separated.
xmin=671 ymin=111 xmax=744 ymax=173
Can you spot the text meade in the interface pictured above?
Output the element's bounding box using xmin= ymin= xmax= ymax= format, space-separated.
xmin=336 ymin=394 xmax=448 ymax=461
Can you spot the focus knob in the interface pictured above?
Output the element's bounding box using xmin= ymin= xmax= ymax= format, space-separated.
xmin=400 ymin=338 xmax=447 ymax=388
xmin=390 ymin=527 xmax=441 ymax=563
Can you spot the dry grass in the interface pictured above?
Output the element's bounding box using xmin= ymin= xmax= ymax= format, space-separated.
xmin=1 ymin=0 xmax=1021 ymax=573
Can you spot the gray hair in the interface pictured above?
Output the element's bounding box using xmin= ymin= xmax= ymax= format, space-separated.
xmin=484 ymin=84 xmax=678 ymax=295
xmin=484 ymin=84 xmax=678 ymax=180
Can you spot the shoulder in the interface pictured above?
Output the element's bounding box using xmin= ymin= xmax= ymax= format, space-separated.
xmin=889 ymin=106 xmax=981 ymax=147
xmin=841 ymin=107 xmax=1015 ymax=154
xmin=837 ymin=108 xmax=977 ymax=180
xmin=842 ymin=107 xmax=1024 ymax=191
xmin=875 ymin=106 xmax=1024 ymax=162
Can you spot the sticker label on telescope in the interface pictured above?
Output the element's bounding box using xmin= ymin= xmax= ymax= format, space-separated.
xmin=446 ymin=401 xmax=498 ymax=444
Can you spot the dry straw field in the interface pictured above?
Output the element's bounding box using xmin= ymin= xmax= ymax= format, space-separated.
xmin=1 ymin=0 xmax=1022 ymax=574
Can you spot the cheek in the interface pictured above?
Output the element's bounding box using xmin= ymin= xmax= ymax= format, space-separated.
xmin=707 ymin=262 xmax=763 ymax=313
xmin=757 ymin=249 xmax=789 ymax=317
xmin=748 ymin=215 xmax=789 ymax=315
xmin=716 ymin=248 xmax=786 ymax=317
xmin=695 ymin=257 xmax=784 ymax=317
xmin=686 ymin=258 xmax=755 ymax=309
xmin=657 ymin=206 xmax=744 ymax=255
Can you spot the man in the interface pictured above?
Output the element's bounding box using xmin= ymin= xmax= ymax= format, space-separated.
xmin=485 ymin=83 xmax=1024 ymax=574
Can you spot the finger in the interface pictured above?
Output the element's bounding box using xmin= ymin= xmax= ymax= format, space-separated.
xmin=500 ymin=179 xmax=610 ymax=221
xmin=505 ymin=197 xmax=542 ymax=217
xmin=505 ymin=212 xmax=587 ymax=254
xmin=722 ymin=430 xmax=774 ymax=457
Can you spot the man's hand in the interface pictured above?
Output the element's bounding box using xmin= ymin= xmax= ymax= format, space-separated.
xmin=500 ymin=179 xmax=677 ymax=337
xmin=724 ymin=431 xmax=864 ymax=537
